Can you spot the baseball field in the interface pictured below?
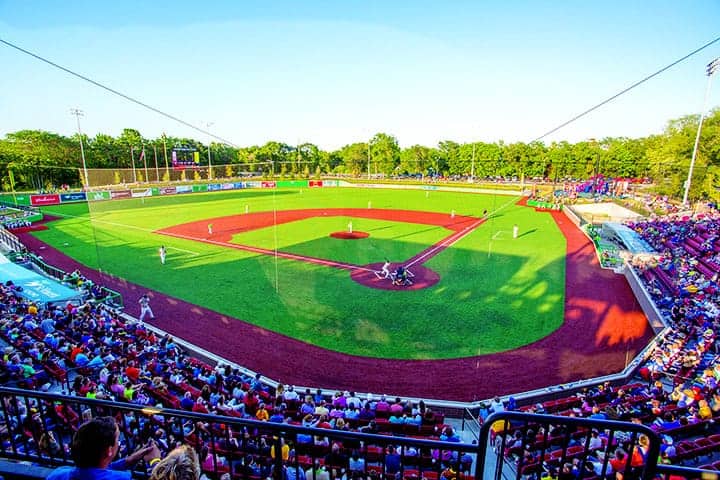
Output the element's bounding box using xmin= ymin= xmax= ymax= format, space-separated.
xmin=22 ymin=186 xmax=653 ymax=401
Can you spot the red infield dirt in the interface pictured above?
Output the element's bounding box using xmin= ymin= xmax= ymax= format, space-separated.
xmin=19 ymin=201 xmax=653 ymax=402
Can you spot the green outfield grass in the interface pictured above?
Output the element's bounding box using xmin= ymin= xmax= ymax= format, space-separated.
xmin=34 ymin=187 xmax=566 ymax=359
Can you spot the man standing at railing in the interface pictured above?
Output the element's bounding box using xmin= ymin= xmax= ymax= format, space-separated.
xmin=47 ymin=416 xmax=161 ymax=480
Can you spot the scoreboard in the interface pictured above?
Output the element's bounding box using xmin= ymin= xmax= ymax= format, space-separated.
xmin=171 ymin=146 xmax=199 ymax=170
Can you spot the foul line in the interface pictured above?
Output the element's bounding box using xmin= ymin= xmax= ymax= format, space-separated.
xmin=40 ymin=208 xmax=157 ymax=236
xmin=406 ymin=218 xmax=485 ymax=269
xmin=405 ymin=196 xmax=520 ymax=269
xmin=168 ymin=246 xmax=200 ymax=256
xmin=159 ymin=230 xmax=377 ymax=273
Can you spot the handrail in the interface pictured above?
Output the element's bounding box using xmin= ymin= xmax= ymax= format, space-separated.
xmin=0 ymin=386 xmax=482 ymax=479
xmin=478 ymin=411 xmax=662 ymax=480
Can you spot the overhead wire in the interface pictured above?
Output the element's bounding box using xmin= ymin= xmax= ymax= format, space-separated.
xmin=532 ymin=35 xmax=720 ymax=143
xmin=2 ymin=34 xmax=719 ymax=147
xmin=0 ymin=36 xmax=239 ymax=148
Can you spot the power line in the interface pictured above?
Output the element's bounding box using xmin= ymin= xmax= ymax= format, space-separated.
xmin=0 ymin=37 xmax=240 ymax=148
xmin=533 ymin=35 xmax=720 ymax=143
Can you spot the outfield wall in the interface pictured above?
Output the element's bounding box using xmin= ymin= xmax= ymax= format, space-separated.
xmin=0 ymin=179 xmax=520 ymax=208
xmin=346 ymin=181 xmax=523 ymax=196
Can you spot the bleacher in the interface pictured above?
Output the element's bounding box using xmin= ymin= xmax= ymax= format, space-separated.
xmin=1 ymin=205 xmax=720 ymax=479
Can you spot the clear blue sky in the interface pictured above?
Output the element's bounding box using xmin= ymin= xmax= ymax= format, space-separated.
xmin=1 ymin=1 xmax=719 ymax=150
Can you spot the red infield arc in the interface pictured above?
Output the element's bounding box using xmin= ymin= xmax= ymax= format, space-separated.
xmin=19 ymin=201 xmax=653 ymax=402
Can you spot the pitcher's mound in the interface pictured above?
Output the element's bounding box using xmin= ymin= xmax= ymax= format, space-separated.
xmin=330 ymin=231 xmax=369 ymax=239
xmin=351 ymin=263 xmax=440 ymax=291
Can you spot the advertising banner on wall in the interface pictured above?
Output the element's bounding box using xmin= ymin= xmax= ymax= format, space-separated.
xmin=131 ymin=189 xmax=152 ymax=198
xmin=60 ymin=192 xmax=87 ymax=203
xmin=111 ymin=190 xmax=132 ymax=199
xmin=30 ymin=194 xmax=61 ymax=206
xmin=276 ymin=180 xmax=308 ymax=188
xmin=0 ymin=194 xmax=31 ymax=206
xmin=88 ymin=191 xmax=111 ymax=202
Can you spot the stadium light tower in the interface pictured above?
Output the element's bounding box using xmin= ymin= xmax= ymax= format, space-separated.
xmin=683 ymin=57 xmax=720 ymax=206
xmin=367 ymin=140 xmax=371 ymax=179
xmin=70 ymin=108 xmax=89 ymax=189
xmin=204 ymin=121 xmax=214 ymax=180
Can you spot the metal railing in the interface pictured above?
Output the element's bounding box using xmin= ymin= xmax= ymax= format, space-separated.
xmin=0 ymin=387 xmax=481 ymax=479
xmin=478 ymin=411 xmax=717 ymax=480
xmin=0 ymin=388 xmax=715 ymax=480
xmin=0 ymin=225 xmax=25 ymax=253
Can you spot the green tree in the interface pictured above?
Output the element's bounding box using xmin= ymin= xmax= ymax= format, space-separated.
xmin=0 ymin=130 xmax=79 ymax=190
xmin=399 ymin=145 xmax=433 ymax=176
xmin=369 ymin=133 xmax=400 ymax=176
xmin=336 ymin=142 xmax=370 ymax=176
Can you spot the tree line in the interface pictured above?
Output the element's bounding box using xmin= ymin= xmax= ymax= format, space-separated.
xmin=0 ymin=108 xmax=718 ymax=202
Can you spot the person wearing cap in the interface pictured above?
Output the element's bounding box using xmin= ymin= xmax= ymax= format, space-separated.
xmin=138 ymin=293 xmax=155 ymax=322
xmin=47 ymin=416 xmax=160 ymax=480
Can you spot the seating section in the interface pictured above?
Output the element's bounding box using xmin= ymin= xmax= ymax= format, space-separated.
xmin=5 ymin=208 xmax=720 ymax=477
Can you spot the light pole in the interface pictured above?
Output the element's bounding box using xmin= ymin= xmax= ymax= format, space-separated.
xmin=162 ymin=133 xmax=169 ymax=180
xmin=367 ymin=141 xmax=371 ymax=180
xmin=130 ymin=146 xmax=137 ymax=183
xmin=470 ymin=143 xmax=476 ymax=183
xmin=683 ymin=57 xmax=720 ymax=206
xmin=70 ymin=108 xmax=89 ymax=189
xmin=204 ymin=121 xmax=214 ymax=180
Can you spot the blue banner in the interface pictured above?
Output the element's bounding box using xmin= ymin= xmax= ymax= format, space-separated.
xmin=0 ymin=258 xmax=83 ymax=304
xmin=60 ymin=192 xmax=87 ymax=202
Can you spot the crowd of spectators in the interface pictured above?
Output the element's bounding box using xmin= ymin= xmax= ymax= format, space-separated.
xmin=6 ymin=202 xmax=720 ymax=478
xmin=490 ymin=207 xmax=720 ymax=475
xmin=0 ymin=269 xmax=456 ymax=479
